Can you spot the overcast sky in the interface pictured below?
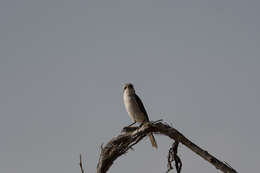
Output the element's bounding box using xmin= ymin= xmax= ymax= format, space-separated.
xmin=0 ymin=0 xmax=259 ymax=172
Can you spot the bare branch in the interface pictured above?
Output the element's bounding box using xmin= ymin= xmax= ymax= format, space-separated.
xmin=96 ymin=121 xmax=238 ymax=173
xmin=79 ymin=154 xmax=85 ymax=173
xmin=167 ymin=141 xmax=182 ymax=173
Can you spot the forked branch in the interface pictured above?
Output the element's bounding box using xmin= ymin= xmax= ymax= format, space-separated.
xmin=94 ymin=121 xmax=237 ymax=173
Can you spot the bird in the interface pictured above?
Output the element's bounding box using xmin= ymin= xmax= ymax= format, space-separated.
xmin=123 ymin=83 xmax=158 ymax=149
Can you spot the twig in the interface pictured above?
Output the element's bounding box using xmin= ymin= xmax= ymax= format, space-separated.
xmin=79 ymin=154 xmax=85 ymax=173
xmin=167 ymin=141 xmax=182 ymax=173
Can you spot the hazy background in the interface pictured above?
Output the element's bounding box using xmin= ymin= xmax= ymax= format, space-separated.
xmin=1 ymin=0 xmax=259 ymax=172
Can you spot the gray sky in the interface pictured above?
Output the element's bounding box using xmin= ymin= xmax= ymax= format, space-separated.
xmin=0 ymin=0 xmax=259 ymax=172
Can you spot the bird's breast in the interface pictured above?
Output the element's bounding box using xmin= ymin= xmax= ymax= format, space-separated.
xmin=123 ymin=94 xmax=146 ymax=122
xmin=124 ymin=95 xmax=137 ymax=114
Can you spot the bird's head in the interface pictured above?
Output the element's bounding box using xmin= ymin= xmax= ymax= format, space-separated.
xmin=123 ymin=83 xmax=135 ymax=95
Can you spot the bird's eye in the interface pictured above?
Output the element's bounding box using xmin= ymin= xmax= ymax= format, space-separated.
xmin=124 ymin=86 xmax=127 ymax=90
xmin=129 ymin=84 xmax=133 ymax=89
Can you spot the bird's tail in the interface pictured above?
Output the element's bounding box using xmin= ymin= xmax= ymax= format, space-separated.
xmin=148 ymin=132 xmax=158 ymax=149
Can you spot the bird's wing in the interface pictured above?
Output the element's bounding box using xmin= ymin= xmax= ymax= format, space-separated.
xmin=134 ymin=94 xmax=149 ymax=121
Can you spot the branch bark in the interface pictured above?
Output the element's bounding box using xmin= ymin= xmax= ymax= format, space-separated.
xmin=96 ymin=121 xmax=237 ymax=173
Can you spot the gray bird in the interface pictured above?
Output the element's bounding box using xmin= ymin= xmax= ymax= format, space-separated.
xmin=123 ymin=83 xmax=158 ymax=149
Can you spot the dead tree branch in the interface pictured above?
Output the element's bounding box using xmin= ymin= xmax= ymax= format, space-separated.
xmin=167 ymin=141 xmax=182 ymax=173
xmin=79 ymin=154 xmax=85 ymax=173
xmin=95 ymin=121 xmax=237 ymax=173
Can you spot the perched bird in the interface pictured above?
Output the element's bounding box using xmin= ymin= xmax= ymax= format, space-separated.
xmin=123 ymin=83 xmax=158 ymax=149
